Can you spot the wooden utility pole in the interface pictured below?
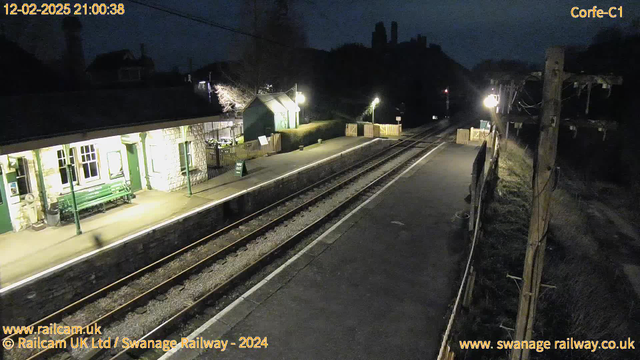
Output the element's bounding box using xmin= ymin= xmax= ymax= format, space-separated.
xmin=511 ymin=46 xmax=564 ymax=360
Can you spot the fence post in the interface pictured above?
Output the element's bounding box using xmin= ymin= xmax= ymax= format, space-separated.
xmin=215 ymin=143 xmax=221 ymax=168
xmin=469 ymin=163 xmax=477 ymax=232
xmin=462 ymin=266 xmax=476 ymax=308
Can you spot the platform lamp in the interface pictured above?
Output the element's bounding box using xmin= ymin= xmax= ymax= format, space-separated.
xmin=483 ymin=94 xmax=499 ymax=109
xmin=444 ymin=87 xmax=450 ymax=118
xmin=371 ymin=97 xmax=380 ymax=124
xmin=292 ymin=83 xmax=306 ymax=127
xmin=295 ymin=92 xmax=306 ymax=126
xmin=181 ymin=125 xmax=192 ymax=197
xmin=63 ymin=144 xmax=82 ymax=235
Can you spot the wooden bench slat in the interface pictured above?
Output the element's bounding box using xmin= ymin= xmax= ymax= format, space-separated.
xmin=57 ymin=180 xmax=132 ymax=219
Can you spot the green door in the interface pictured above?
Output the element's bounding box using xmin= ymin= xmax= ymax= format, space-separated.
xmin=0 ymin=169 xmax=13 ymax=234
xmin=126 ymin=144 xmax=142 ymax=192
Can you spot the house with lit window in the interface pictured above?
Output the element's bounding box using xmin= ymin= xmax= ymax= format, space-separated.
xmin=86 ymin=45 xmax=155 ymax=86
xmin=0 ymin=86 xmax=221 ymax=234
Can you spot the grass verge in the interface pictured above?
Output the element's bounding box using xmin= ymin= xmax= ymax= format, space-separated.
xmin=453 ymin=140 xmax=639 ymax=360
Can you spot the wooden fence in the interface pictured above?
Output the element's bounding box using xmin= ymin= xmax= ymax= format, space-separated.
xmin=437 ymin=127 xmax=500 ymax=360
xmin=346 ymin=123 xmax=402 ymax=137
xmin=345 ymin=123 xmax=358 ymax=137
xmin=378 ymin=124 xmax=402 ymax=136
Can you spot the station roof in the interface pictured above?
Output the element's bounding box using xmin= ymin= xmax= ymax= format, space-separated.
xmin=0 ymin=86 xmax=221 ymax=154
xmin=245 ymin=93 xmax=299 ymax=114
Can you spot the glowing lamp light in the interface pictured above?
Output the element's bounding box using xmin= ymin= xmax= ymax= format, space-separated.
xmin=296 ymin=92 xmax=306 ymax=104
xmin=372 ymin=97 xmax=380 ymax=107
xmin=483 ymin=94 xmax=499 ymax=108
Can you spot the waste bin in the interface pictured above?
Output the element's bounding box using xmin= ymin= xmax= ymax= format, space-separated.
xmin=46 ymin=205 xmax=60 ymax=226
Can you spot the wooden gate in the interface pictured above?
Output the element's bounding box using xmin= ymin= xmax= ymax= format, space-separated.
xmin=345 ymin=123 xmax=357 ymax=137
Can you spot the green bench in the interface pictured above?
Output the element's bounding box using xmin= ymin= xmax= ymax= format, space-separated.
xmin=57 ymin=179 xmax=133 ymax=221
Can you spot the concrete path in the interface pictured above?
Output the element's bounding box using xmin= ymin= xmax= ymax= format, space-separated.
xmin=169 ymin=143 xmax=478 ymax=360
xmin=0 ymin=136 xmax=376 ymax=287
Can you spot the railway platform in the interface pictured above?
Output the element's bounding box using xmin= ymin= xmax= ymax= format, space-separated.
xmin=0 ymin=136 xmax=382 ymax=288
xmin=165 ymin=142 xmax=478 ymax=360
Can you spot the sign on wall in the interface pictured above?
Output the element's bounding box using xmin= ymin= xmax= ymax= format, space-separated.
xmin=8 ymin=182 xmax=18 ymax=197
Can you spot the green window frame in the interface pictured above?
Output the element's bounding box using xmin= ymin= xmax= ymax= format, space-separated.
xmin=178 ymin=142 xmax=193 ymax=172
xmin=15 ymin=157 xmax=31 ymax=195
xmin=57 ymin=148 xmax=78 ymax=186
xmin=80 ymin=144 xmax=100 ymax=180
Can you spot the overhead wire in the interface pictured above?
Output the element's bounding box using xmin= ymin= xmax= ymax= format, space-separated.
xmin=126 ymin=0 xmax=293 ymax=48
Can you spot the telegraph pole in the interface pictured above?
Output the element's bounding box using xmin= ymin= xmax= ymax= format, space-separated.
xmin=511 ymin=46 xmax=564 ymax=360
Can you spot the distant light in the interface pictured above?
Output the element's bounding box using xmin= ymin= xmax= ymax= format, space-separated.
xmin=432 ymin=115 xmax=438 ymax=120
xmin=483 ymin=94 xmax=499 ymax=108
xmin=296 ymin=92 xmax=306 ymax=104
xmin=444 ymin=89 xmax=448 ymax=93
xmin=372 ymin=97 xmax=380 ymax=107
xmin=198 ymin=81 xmax=206 ymax=85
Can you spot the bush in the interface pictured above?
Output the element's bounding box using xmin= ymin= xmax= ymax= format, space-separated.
xmin=279 ymin=119 xmax=346 ymax=152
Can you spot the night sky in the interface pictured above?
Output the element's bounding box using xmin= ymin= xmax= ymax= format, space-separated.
xmin=4 ymin=0 xmax=638 ymax=72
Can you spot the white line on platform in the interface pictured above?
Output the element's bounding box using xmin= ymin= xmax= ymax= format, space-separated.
xmin=159 ymin=141 xmax=447 ymax=359
xmin=1 ymin=139 xmax=381 ymax=294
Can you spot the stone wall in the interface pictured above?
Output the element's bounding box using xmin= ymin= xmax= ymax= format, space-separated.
xmin=1 ymin=139 xmax=391 ymax=326
xmin=146 ymin=124 xmax=207 ymax=192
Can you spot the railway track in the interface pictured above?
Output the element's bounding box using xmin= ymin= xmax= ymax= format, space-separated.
xmin=3 ymin=120 xmax=461 ymax=360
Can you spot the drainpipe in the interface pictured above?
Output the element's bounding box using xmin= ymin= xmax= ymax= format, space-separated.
xmin=181 ymin=125 xmax=192 ymax=196
xmin=34 ymin=149 xmax=48 ymax=214
xmin=140 ymin=132 xmax=152 ymax=190
xmin=64 ymin=144 xmax=82 ymax=235
xmin=184 ymin=140 xmax=192 ymax=196
xmin=294 ymin=82 xmax=298 ymax=128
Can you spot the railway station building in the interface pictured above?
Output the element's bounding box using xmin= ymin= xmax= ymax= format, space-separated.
xmin=242 ymin=93 xmax=300 ymax=141
xmin=0 ymin=86 xmax=222 ymax=234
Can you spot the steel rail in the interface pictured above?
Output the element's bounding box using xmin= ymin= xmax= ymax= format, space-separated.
xmin=17 ymin=126 xmax=443 ymax=360
xmin=111 ymin=125 xmax=458 ymax=360
xmin=2 ymin=124 xmax=436 ymax=346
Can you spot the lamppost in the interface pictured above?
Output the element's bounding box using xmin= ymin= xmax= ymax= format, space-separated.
xmin=63 ymin=144 xmax=82 ymax=235
xmin=371 ymin=97 xmax=380 ymax=124
xmin=290 ymin=83 xmax=306 ymax=127
xmin=444 ymin=87 xmax=450 ymax=118
xmin=483 ymin=94 xmax=499 ymax=109
xmin=295 ymin=91 xmax=306 ymax=126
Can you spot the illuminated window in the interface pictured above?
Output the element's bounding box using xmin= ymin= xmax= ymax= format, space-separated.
xmin=107 ymin=151 xmax=124 ymax=179
xmin=80 ymin=144 xmax=100 ymax=180
xmin=178 ymin=142 xmax=193 ymax=172
xmin=57 ymin=148 xmax=78 ymax=185
xmin=15 ymin=157 xmax=31 ymax=195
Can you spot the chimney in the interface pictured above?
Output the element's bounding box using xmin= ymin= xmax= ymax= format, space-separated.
xmin=372 ymin=22 xmax=387 ymax=49
xmin=390 ymin=21 xmax=398 ymax=46
xmin=62 ymin=16 xmax=85 ymax=88
xmin=140 ymin=43 xmax=146 ymax=58
xmin=415 ymin=34 xmax=426 ymax=48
